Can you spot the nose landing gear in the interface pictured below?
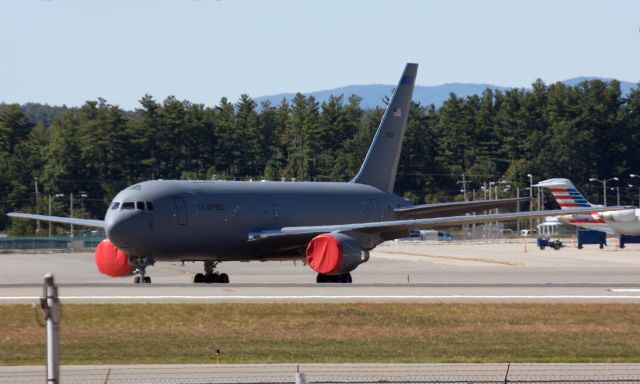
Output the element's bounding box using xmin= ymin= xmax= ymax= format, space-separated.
xmin=130 ymin=256 xmax=155 ymax=284
xmin=194 ymin=261 xmax=229 ymax=284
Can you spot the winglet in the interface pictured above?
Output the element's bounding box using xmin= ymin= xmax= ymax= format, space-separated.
xmin=351 ymin=63 xmax=418 ymax=192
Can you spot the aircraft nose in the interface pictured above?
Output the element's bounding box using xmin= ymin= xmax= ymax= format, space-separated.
xmin=105 ymin=211 xmax=139 ymax=249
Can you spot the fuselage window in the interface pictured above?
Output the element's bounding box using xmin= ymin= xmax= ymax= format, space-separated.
xmin=121 ymin=202 xmax=135 ymax=210
xmin=146 ymin=202 xmax=154 ymax=211
xmin=110 ymin=202 xmax=120 ymax=210
xmin=136 ymin=201 xmax=146 ymax=211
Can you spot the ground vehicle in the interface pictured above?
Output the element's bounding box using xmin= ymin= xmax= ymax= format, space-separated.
xmin=521 ymin=229 xmax=538 ymax=236
xmin=537 ymin=237 xmax=563 ymax=250
xmin=398 ymin=230 xmax=454 ymax=241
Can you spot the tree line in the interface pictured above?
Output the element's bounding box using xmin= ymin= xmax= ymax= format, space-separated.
xmin=1 ymin=78 xmax=639 ymax=234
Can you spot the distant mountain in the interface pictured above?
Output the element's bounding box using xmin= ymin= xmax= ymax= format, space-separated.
xmin=254 ymin=78 xmax=637 ymax=109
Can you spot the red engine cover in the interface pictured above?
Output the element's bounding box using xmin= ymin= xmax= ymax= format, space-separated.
xmin=94 ymin=239 xmax=133 ymax=277
xmin=306 ymin=233 xmax=343 ymax=274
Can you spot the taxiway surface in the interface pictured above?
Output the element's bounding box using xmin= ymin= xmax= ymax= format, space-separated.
xmin=3 ymin=240 xmax=640 ymax=303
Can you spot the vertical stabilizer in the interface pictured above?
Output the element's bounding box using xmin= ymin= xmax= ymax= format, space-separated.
xmin=535 ymin=178 xmax=595 ymax=209
xmin=351 ymin=63 xmax=418 ymax=192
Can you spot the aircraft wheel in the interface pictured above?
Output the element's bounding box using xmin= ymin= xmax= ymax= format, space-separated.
xmin=317 ymin=273 xmax=351 ymax=283
xmin=144 ymin=276 xmax=151 ymax=284
xmin=194 ymin=273 xmax=205 ymax=283
xmin=219 ymin=273 xmax=229 ymax=284
xmin=316 ymin=274 xmax=328 ymax=283
xmin=134 ymin=276 xmax=141 ymax=284
xmin=600 ymin=244 xmax=604 ymax=249
xmin=338 ymin=273 xmax=352 ymax=283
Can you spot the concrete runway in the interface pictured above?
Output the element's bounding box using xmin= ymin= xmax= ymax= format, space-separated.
xmin=3 ymin=240 xmax=640 ymax=303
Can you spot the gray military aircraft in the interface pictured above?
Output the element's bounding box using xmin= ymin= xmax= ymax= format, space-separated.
xmin=9 ymin=63 xmax=612 ymax=284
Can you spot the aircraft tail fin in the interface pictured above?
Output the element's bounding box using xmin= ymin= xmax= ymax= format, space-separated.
xmin=351 ymin=63 xmax=418 ymax=192
xmin=535 ymin=178 xmax=595 ymax=209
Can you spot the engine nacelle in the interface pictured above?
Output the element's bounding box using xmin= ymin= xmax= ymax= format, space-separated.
xmin=602 ymin=209 xmax=638 ymax=223
xmin=305 ymin=233 xmax=368 ymax=275
xmin=94 ymin=239 xmax=133 ymax=277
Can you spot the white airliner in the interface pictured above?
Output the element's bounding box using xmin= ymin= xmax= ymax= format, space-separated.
xmin=535 ymin=178 xmax=640 ymax=235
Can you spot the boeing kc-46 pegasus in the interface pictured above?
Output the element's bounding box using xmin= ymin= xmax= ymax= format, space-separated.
xmin=9 ymin=64 xmax=614 ymax=283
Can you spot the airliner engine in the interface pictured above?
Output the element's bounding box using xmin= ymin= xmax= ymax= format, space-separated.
xmin=305 ymin=233 xmax=369 ymax=275
xmin=602 ymin=209 xmax=638 ymax=223
xmin=94 ymin=239 xmax=133 ymax=276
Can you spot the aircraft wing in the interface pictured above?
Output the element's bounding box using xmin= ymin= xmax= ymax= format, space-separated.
xmin=394 ymin=197 xmax=529 ymax=219
xmin=248 ymin=207 xmax=628 ymax=243
xmin=7 ymin=212 xmax=105 ymax=229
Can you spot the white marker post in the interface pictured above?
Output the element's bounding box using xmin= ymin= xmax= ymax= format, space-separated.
xmin=43 ymin=273 xmax=60 ymax=384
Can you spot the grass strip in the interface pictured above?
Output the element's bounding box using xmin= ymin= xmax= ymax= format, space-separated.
xmin=2 ymin=303 xmax=640 ymax=365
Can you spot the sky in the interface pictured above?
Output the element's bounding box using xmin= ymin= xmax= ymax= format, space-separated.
xmin=1 ymin=0 xmax=639 ymax=110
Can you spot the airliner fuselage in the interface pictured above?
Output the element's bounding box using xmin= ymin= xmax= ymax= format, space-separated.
xmin=105 ymin=180 xmax=408 ymax=262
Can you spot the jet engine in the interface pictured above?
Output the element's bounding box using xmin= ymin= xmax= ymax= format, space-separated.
xmin=602 ymin=209 xmax=638 ymax=223
xmin=94 ymin=238 xmax=133 ymax=277
xmin=305 ymin=233 xmax=369 ymax=275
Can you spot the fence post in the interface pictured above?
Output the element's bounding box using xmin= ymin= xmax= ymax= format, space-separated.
xmin=43 ymin=273 xmax=60 ymax=383
xmin=295 ymin=372 xmax=306 ymax=384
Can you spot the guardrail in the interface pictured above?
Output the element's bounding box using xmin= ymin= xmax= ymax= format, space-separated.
xmin=3 ymin=363 xmax=640 ymax=383
xmin=0 ymin=236 xmax=104 ymax=250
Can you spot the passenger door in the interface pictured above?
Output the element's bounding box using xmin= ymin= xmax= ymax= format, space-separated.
xmin=174 ymin=197 xmax=187 ymax=225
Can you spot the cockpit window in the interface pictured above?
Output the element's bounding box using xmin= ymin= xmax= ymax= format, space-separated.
xmin=110 ymin=202 xmax=120 ymax=210
xmin=136 ymin=201 xmax=146 ymax=210
xmin=146 ymin=202 xmax=154 ymax=211
xmin=121 ymin=202 xmax=135 ymax=210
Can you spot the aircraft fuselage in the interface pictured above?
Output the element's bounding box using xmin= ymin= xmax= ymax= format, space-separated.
xmin=556 ymin=209 xmax=640 ymax=235
xmin=105 ymin=180 xmax=409 ymax=261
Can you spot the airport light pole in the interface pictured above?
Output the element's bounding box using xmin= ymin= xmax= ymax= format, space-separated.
xmin=34 ymin=177 xmax=40 ymax=234
xmin=527 ymin=174 xmax=534 ymax=229
xmin=48 ymin=194 xmax=65 ymax=238
xmin=631 ymin=175 xmax=640 ymax=206
xmin=49 ymin=193 xmax=79 ymax=237
xmin=610 ymin=187 xmax=620 ymax=206
xmin=457 ymin=174 xmax=470 ymax=201
xmin=70 ymin=193 xmax=74 ymax=238
xmin=629 ymin=184 xmax=640 ymax=207
xmin=589 ymin=177 xmax=618 ymax=206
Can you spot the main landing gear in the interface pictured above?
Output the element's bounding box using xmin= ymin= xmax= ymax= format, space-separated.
xmin=317 ymin=273 xmax=352 ymax=283
xmin=131 ymin=256 xmax=154 ymax=284
xmin=194 ymin=261 xmax=229 ymax=284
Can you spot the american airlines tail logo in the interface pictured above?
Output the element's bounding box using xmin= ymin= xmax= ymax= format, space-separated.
xmin=549 ymin=188 xmax=592 ymax=209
